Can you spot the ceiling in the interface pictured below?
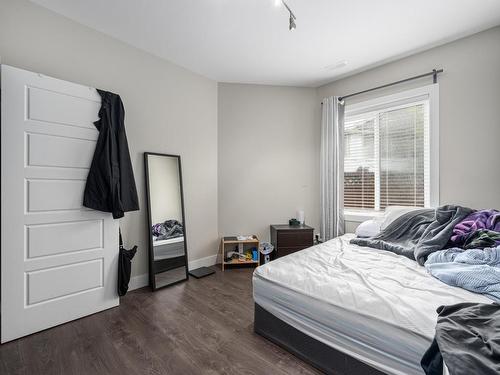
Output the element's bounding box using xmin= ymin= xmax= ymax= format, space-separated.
xmin=30 ymin=0 xmax=500 ymax=87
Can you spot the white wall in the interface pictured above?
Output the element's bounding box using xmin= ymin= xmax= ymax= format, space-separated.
xmin=218 ymin=83 xmax=320 ymax=241
xmin=147 ymin=155 xmax=183 ymax=225
xmin=0 ymin=0 xmax=218 ymax=278
xmin=318 ymin=26 xmax=500 ymax=231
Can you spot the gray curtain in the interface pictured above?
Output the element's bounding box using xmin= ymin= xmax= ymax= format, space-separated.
xmin=320 ymin=96 xmax=345 ymax=241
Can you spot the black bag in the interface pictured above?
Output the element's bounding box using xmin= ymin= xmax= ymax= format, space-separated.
xmin=118 ymin=229 xmax=137 ymax=296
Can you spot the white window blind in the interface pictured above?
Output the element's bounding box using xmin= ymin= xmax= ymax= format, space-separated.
xmin=344 ymin=117 xmax=376 ymax=209
xmin=344 ymin=96 xmax=432 ymax=212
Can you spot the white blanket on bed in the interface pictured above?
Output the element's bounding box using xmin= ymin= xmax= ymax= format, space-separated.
xmin=253 ymin=234 xmax=490 ymax=375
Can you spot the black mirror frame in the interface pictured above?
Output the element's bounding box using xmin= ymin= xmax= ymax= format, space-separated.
xmin=144 ymin=152 xmax=189 ymax=291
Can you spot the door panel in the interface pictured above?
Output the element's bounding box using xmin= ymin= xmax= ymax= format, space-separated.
xmin=1 ymin=65 xmax=119 ymax=343
xmin=26 ymin=259 xmax=103 ymax=305
xmin=27 ymin=219 xmax=103 ymax=258
xmin=27 ymin=179 xmax=88 ymax=212
xmin=27 ymin=86 xmax=101 ymax=129
xmin=27 ymin=132 xmax=95 ymax=169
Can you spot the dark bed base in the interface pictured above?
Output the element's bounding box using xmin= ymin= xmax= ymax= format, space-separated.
xmin=254 ymin=303 xmax=386 ymax=375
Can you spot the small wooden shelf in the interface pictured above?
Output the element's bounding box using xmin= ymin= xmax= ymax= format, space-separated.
xmin=222 ymin=238 xmax=260 ymax=244
xmin=224 ymin=259 xmax=259 ymax=265
xmin=219 ymin=236 xmax=260 ymax=271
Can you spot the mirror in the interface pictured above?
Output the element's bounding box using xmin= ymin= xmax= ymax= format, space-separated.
xmin=144 ymin=153 xmax=188 ymax=290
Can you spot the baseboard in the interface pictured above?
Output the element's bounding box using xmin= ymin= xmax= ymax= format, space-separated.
xmin=188 ymin=254 xmax=218 ymax=271
xmin=127 ymin=254 xmax=218 ymax=291
xmin=128 ymin=273 xmax=149 ymax=291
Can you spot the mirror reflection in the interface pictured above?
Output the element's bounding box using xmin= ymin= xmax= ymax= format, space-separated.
xmin=145 ymin=153 xmax=188 ymax=290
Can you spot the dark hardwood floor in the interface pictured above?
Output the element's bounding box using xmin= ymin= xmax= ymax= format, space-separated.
xmin=0 ymin=268 xmax=321 ymax=375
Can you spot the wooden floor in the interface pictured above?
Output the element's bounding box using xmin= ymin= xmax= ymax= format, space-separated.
xmin=0 ymin=268 xmax=321 ymax=375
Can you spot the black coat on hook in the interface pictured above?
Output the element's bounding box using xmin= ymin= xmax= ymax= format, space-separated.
xmin=83 ymin=90 xmax=139 ymax=219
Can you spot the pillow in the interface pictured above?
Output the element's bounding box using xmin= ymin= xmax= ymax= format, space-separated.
xmin=380 ymin=206 xmax=422 ymax=231
xmin=355 ymin=219 xmax=382 ymax=238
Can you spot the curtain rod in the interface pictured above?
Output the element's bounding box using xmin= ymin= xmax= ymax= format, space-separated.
xmin=321 ymin=69 xmax=443 ymax=104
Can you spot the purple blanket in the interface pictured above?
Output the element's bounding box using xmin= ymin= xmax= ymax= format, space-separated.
xmin=450 ymin=209 xmax=500 ymax=247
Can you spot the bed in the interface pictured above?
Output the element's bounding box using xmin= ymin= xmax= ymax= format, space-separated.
xmin=152 ymin=236 xmax=185 ymax=274
xmin=153 ymin=236 xmax=185 ymax=260
xmin=253 ymin=234 xmax=491 ymax=375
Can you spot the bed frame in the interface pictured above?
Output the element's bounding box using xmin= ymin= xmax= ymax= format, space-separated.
xmin=254 ymin=303 xmax=386 ymax=375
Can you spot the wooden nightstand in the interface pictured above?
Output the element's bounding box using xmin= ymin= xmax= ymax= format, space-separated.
xmin=270 ymin=224 xmax=314 ymax=259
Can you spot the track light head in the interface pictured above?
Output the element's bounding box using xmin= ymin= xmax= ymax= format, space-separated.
xmin=279 ymin=0 xmax=297 ymax=31
xmin=289 ymin=14 xmax=296 ymax=30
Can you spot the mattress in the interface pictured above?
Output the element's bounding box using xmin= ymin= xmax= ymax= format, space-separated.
xmin=253 ymin=234 xmax=491 ymax=375
xmin=153 ymin=236 xmax=185 ymax=260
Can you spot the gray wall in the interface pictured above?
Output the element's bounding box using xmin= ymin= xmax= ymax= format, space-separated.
xmin=0 ymin=0 xmax=219 ymax=278
xmin=318 ymin=26 xmax=500 ymax=230
xmin=1 ymin=0 xmax=499 ymax=278
xmin=218 ymin=83 xmax=320 ymax=241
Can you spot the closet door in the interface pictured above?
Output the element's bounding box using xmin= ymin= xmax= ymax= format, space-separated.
xmin=1 ymin=65 xmax=119 ymax=343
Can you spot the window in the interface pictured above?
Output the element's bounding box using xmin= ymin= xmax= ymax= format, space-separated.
xmin=343 ymin=85 xmax=439 ymax=217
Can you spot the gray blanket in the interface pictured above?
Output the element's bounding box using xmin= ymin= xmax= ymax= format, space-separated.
xmin=421 ymin=303 xmax=500 ymax=375
xmin=350 ymin=205 xmax=473 ymax=265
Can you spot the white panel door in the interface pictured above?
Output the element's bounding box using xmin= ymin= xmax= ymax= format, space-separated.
xmin=1 ymin=65 xmax=119 ymax=343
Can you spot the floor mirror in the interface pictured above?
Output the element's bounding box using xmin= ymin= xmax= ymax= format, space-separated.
xmin=144 ymin=152 xmax=189 ymax=290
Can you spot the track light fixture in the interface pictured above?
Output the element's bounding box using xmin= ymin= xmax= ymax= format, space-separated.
xmin=277 ymin=0 xmax=297 ymax=31
xmin=289 ymin=13 xmax=296 ymax=31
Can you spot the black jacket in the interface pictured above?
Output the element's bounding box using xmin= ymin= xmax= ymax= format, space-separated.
xmin=83 ymin=90 xmax=139 ymax=219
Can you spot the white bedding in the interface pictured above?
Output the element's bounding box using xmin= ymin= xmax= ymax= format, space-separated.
xmin=153 ymin=236 xmax=184 ymax=247
xmin=253 ymin=234 xmax=490 ymax=375
xmin=153 ymin=236 xmax=185 ymax=260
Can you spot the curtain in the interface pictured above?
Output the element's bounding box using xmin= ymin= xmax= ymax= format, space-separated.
xmin=320 ymin=96 xmax=345 ymax=241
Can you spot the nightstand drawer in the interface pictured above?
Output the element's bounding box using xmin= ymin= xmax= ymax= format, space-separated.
xmin=277 ymin=246 xmax=308 ymax=258
xmin=277 ymin=230 xmax=313 ymax=247
xmin=270 ymin=224 xmax=315 ymax=262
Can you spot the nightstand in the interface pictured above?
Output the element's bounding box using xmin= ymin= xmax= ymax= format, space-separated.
xmin=270 ymin=224 xmax=314 ymax=259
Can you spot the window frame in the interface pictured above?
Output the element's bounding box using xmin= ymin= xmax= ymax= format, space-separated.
xmin=343 ymin=84 xmax=440 ymax=222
